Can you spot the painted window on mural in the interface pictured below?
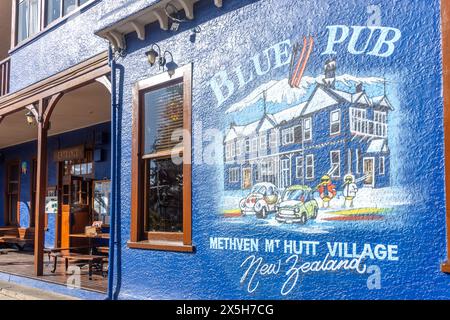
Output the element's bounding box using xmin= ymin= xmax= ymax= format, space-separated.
xmin=330 ymin=109 xmax=341 ymax=135
xmin=304 ymin=118 xmax=312 ymax=141
xmin=379 ymin=156 xmax=385 ymax=175
xmin=330 ymin=150 xmax=341 ymax=178
xmin=143 ymin=82 xmax=184 ymax=234
xmin=306 ymin=154 xmax=314 ymax=180
xmin=17 ymin=0 xmax=40 ymax=43
xmin=269 ymin=130 xmax=279 ymax=149
xmin=296 ymin=157 xmax=304 ymax=179
xmin=259 ymin=134 xmax=267 ymax=150
xmin=229 ymin=168 xmax=239 ymax=183
xmin=282 ymin=128 xmax=295 ymax=145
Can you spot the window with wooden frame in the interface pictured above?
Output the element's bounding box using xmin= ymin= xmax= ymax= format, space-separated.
xmin=129 ymin=64 xmax=193 ymax=253
xmin=5 ymin=160 xmax=20 ymax=226
xmin=12 ymin=0 xmax=95 ymax=47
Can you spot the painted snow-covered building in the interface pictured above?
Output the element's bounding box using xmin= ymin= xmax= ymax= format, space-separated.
xmin=224 ymin=66 xmax=393 ymax=191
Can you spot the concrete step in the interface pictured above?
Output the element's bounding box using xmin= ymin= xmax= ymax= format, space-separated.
xmin=0 ymin=280 xmax=78 ymax=300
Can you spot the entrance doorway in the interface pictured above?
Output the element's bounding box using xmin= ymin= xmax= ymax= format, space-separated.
xmin=242 ymin=167 xmax=252 ymax=189
xmin=56 ymin=149 xmax=95 ymax=250
xmin=363 ymin=158 xmax=375 ymax=187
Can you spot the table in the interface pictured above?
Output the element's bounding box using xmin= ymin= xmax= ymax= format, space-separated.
xmin=69 ymin=233 xmax=110 ymax=255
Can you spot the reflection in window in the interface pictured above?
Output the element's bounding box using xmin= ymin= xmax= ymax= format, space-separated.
xmin=144 ymin=82 xmax=184 ymax=154
xmin=146 ymin=159 xmax=183 ymax=233
xmin=17 ymin=0 xmax=40 ymax=43
xmin=143 ymin=81 xmax=184 ymax=234
xmin=45 ymin=0 xmax=91 ymax=26
xmin=93 ymin=181 xmax=111 ymax=225
xmin=45 ymin=0 xmax=60 ymax=25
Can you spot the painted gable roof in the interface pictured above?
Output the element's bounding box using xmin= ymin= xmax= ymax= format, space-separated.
xmin=371 ymin=95 xmax=394 ymax=111
xmin=367 ymin=139 xmax=389 ymax=153
xmin=302 ymin=86 xmax=339 ymax=116
xmin=272 ymin=102 xmax=307 ymax=124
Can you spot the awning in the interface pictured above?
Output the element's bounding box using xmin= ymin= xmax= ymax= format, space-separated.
xmin=95 ymin=0 xmax=223 ymax=50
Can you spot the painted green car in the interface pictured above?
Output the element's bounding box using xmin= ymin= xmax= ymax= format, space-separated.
xmin=275 ymin=185 xmax=319 ymax=224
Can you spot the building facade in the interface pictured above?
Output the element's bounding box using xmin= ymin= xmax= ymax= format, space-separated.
xmin=0 ymin=0 xmax=449 ymax=300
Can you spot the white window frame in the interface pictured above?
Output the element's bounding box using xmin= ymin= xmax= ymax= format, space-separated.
xmin=269 ymin=130 xmax=279 ymax=149
xmin=225 ymin=143 xmax=232 ymax=160
xmin=245 ymin=139 xmax=250 ymax=153
xmin=356 ymin=148 xmax=360 ymax=174
xmin=236 ymin=139 xmax=243 ymax=156
xmin=251 ymin=136 xmax=258 ymax=153
xmin=330 ymin=109 xmax=341 ymax=135
xmin=230 ymin=141 xmax=236 ymax=158
xmin=303 ymin=117 xmax=312 ymax=142
xmin=306 ymin=154 xmax=315 ymax=180
xmin=295 ymin=156 xmax=304 ymax=179
xmin=259 ymin=134 xmax=267 ymax=150
xmin=282 ymin=128 xmax=295 ymax=145
xmin=380 ymin=156 xmax=385 ymax=175
xmin=229 ymin=168 xmax=239 ymax=183
xmin=330 ymin=150 xmax=341 ymax=178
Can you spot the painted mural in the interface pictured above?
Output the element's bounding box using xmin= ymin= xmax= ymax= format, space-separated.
xmin=202 ymin=1 xmax=427 ymax=297
xmin=221 ymin=49 xmax=399 ymax=230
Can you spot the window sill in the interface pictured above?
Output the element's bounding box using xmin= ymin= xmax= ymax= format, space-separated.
xmin=441 ymin=261 xmax=450 ymax=273
xmin=127 ymin=240 xmax=195 ymax=253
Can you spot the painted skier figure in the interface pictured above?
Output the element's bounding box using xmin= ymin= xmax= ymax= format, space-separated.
xmin=342 ymin=174 xmax=358 ymax=208
xmin=317 ymin=175 xmax=337 ymax=208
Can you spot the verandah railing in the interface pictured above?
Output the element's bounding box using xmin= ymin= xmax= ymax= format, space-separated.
xmin=0 ymin=57 xmax=10 ymax=97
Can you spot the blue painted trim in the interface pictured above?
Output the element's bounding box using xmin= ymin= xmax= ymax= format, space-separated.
xmin=107 ymin=46 xmax=116 ymax=300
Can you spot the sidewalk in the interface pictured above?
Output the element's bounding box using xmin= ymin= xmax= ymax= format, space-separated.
xmin=0 ymin=280 xmax=78 ymax=300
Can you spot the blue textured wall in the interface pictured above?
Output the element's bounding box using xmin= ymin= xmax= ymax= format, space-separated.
xmin=5 ymin=0 xmax=450 ymax=300
xmin=109 ymin=0 xmax=450 ymax=300
xmin=8 ymin=0 xmax=163 ymax=93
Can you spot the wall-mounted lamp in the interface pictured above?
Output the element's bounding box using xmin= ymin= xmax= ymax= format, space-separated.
xmin=25 ymin=111 xmax=36 ymax=125
xmin=145 ymin=44 xmax=161 ymax=67
xmin=145 ymin=45 xmax=178 ymax=78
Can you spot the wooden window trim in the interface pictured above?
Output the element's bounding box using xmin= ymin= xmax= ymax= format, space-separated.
xmin=11 ymin=0 xmax=97 ymax=52
xmin=4 ymin=160 xmax=21 ymax=226
xmin=442 ymin=1 xmax=450 ymax=274
xmin=129 ymin=64 xmax=193 ymax=253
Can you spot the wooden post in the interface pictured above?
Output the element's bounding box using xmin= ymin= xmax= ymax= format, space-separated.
xmin=442 ymin=0 xmax=450 ymax=273
xmin=34 ymin=99 xmax=47 ymax=276
xmin=33 ymin=92 xmax=63 ymax=276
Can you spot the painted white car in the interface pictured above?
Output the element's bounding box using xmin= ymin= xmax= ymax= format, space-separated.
xmin=239 ymin=183 xmax=280 ymax=219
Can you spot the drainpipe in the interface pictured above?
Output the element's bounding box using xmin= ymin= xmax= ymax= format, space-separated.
xmin=107 ymin=46 xmax=117 ymax=300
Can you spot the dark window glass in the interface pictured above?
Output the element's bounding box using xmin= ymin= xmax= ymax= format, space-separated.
xmin=63 ymin=0 xmax=77 ymax=15
xmin=143 ymin=82 xmax=184 ymax=154
xmin=146 ymin=158 xmax=183 ymax=233
xmin=46 ymin=0 xmax=62 ymax=25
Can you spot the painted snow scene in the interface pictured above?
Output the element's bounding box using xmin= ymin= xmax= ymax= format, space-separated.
xmin=220 ymin=56 xmax=413 ymax=234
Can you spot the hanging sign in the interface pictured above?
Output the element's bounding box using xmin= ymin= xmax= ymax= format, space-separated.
xmin=53 ymin=145 xmax=85 ymax=162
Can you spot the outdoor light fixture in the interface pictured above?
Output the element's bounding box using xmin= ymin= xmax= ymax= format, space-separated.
xmin=163 ymin=51 xmax=178 ymax=78
xmin=145 ymin=44 xmax=161 ymax=67
xmin=146 ymin=45 xmax=178 ymax=77
xmin=25 ymin=111 xmax=36 ymax=125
